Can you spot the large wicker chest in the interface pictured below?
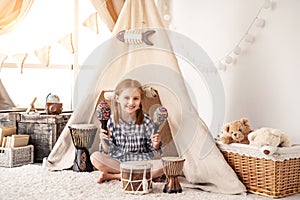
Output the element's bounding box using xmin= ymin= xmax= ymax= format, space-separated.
xmin=17 ymin=113 xmax=71 ymax=162
xmin=0 ymin=112 xmax=18 ymax=127
xmin=217 ymin=142 xmax=300 ymax=198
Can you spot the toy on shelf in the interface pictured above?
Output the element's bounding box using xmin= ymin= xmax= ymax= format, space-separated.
xmin=45 ymin=93 xmax=63 ymax=115
xmin=25 ymin=97 xmax=38 ymax=114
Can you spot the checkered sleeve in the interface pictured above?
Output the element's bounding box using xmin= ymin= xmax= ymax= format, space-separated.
xmin=107 ymin=117 xmax=116 ymax=144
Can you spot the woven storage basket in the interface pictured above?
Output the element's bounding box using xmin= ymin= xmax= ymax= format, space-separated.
xmin=0 ymin=145 xmax=34 ymax=167
xmin=217 ymin=142 xmax=300 ymax=198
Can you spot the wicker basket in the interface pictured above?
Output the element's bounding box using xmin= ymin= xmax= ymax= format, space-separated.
xmin=17 ymin=113 xmax=71 ymax=162
xmin=0 ymin=145 xmax=34 ymax=167
xmin=217 ymin=142 xmax=300 ymax=198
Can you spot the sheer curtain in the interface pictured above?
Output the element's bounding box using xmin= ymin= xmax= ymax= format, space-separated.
xmin=0 ymin=0 xmax=33 ymax=109
xmin=0 ymin=0 xmax=34 ymax=35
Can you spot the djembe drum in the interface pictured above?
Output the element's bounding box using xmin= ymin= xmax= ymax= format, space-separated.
xmin=161 ymin=157 xmax=185 ymax=193
xmin=120 ymin=161 xmax=153 ymax=195
xmin=69 ymin=124 xmax=97 ymax=172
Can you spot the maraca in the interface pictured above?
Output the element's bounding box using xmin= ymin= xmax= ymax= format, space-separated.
xmin=96 ymin=100 xmax=111 ymax=132
xmin=153 ymin=106 xmax=168 ymax=134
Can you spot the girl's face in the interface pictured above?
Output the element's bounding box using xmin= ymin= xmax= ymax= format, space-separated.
xmin=117 ymin=88 xmax=141 ymax=115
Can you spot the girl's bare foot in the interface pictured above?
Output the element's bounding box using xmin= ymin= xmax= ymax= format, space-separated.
xmin=97 ymin=171 xmax=109 ymax=183
xmin=97 ymin=171 xmax=121 ymax=183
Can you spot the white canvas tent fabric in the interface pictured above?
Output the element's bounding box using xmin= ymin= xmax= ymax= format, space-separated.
xmin=43 ymin=0 xmax=246 ymax=194
xmin=0 ymin=79 xmax=15 ymax=110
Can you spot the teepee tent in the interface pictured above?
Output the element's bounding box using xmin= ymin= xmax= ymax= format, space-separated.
xmin=0 ymin=79 xmax=15 ymax=110
xmin=43 ymin=0 xmax=245 ymax=194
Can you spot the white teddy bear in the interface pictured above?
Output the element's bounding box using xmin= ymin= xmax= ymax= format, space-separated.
xmin=247 ymin=127 xmax=292 ymax=155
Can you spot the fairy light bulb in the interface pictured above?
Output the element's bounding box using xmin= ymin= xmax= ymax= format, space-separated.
xmin=233 ymin=46 xmax=242 ymax=55
xmin=256 ymin=19 xmax=265 ymax=28
xmin=216 ymin=0 xmax=272 ymax=71
xmin=245 ymin=34 xmax=255 ymax=43
xmin=263 ymin=0 xmax=272 ymax=9
xmin=164 ymin=14 xmax=171 ymax=21
xmin=217 ymin=62 xmax=227 ymax=71
xmin=225 ymin=56 xmax=234 ymax=64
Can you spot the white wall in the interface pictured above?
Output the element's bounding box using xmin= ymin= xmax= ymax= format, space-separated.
xmin=170 ymin=0 xmax=300 ymax=143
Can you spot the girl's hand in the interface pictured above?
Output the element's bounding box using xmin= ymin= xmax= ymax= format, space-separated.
xmin=151 ymin=132 xmax=161 ymax=150
xmin=100 ymin=128 xmax=110 ymax=153
xmin=100 ymin=128 xmax=110 ymax=140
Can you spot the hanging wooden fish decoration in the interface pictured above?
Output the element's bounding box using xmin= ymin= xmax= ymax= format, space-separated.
xmin=116 ymin=29 xmax=156 ymax=46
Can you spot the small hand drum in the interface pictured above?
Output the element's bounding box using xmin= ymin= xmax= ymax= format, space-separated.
xmin=120 ymin=161 xmax=153 ymax=195
xmin=161 ymin=157 xmax=185 ymax=193
xmin=69 ymin=124 xmax=97 ymax=172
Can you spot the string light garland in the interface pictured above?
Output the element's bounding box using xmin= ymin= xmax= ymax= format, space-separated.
xmin=157 ymin=0 xmax=173 ymax=29
xmin=217 ymin=0 xmax=273 ymax=71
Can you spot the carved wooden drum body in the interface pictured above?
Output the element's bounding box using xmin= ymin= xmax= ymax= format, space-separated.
xmin=161 ymin=157 xmax=185 ymax=193
xmin=120 ymin=161 xmax=153 ymax=194
xmin=68 ymin=124 xmax=97 ymax=172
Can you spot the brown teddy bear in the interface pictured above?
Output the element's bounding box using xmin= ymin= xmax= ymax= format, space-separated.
xmin=220 ymin=118 xmax=252 ymax=144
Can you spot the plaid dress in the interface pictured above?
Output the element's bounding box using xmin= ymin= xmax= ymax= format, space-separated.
xmin=103 ymin=113 xmax=160 ymax=162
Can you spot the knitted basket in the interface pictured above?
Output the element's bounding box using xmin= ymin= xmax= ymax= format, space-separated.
xmin=0 ymin=145 xmax=34 ymax=167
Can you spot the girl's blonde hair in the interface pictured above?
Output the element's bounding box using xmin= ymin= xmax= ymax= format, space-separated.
xmin=112 ymin=79 xmax=144 ymax=125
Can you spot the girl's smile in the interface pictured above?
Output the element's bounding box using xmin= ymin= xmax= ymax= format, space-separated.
xmin=116 ymin=88 xmax=141 ymax=121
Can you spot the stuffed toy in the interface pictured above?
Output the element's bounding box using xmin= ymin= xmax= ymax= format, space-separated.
xmin=220 ymin=118 xmax=252 ymax=144
xmin=248 ymin=127 xmax=292 ymax=155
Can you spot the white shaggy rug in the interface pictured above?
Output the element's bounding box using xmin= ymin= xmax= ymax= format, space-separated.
xmin=0 ymin=164 xmax=299 ymax=200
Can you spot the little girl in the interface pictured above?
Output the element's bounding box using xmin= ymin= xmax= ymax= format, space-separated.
xmin=91 ymin=79 xmax=163 ymax=183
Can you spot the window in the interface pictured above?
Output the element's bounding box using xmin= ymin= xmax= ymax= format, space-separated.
xmin=0 ymin=0 xmax=111 ymax=111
